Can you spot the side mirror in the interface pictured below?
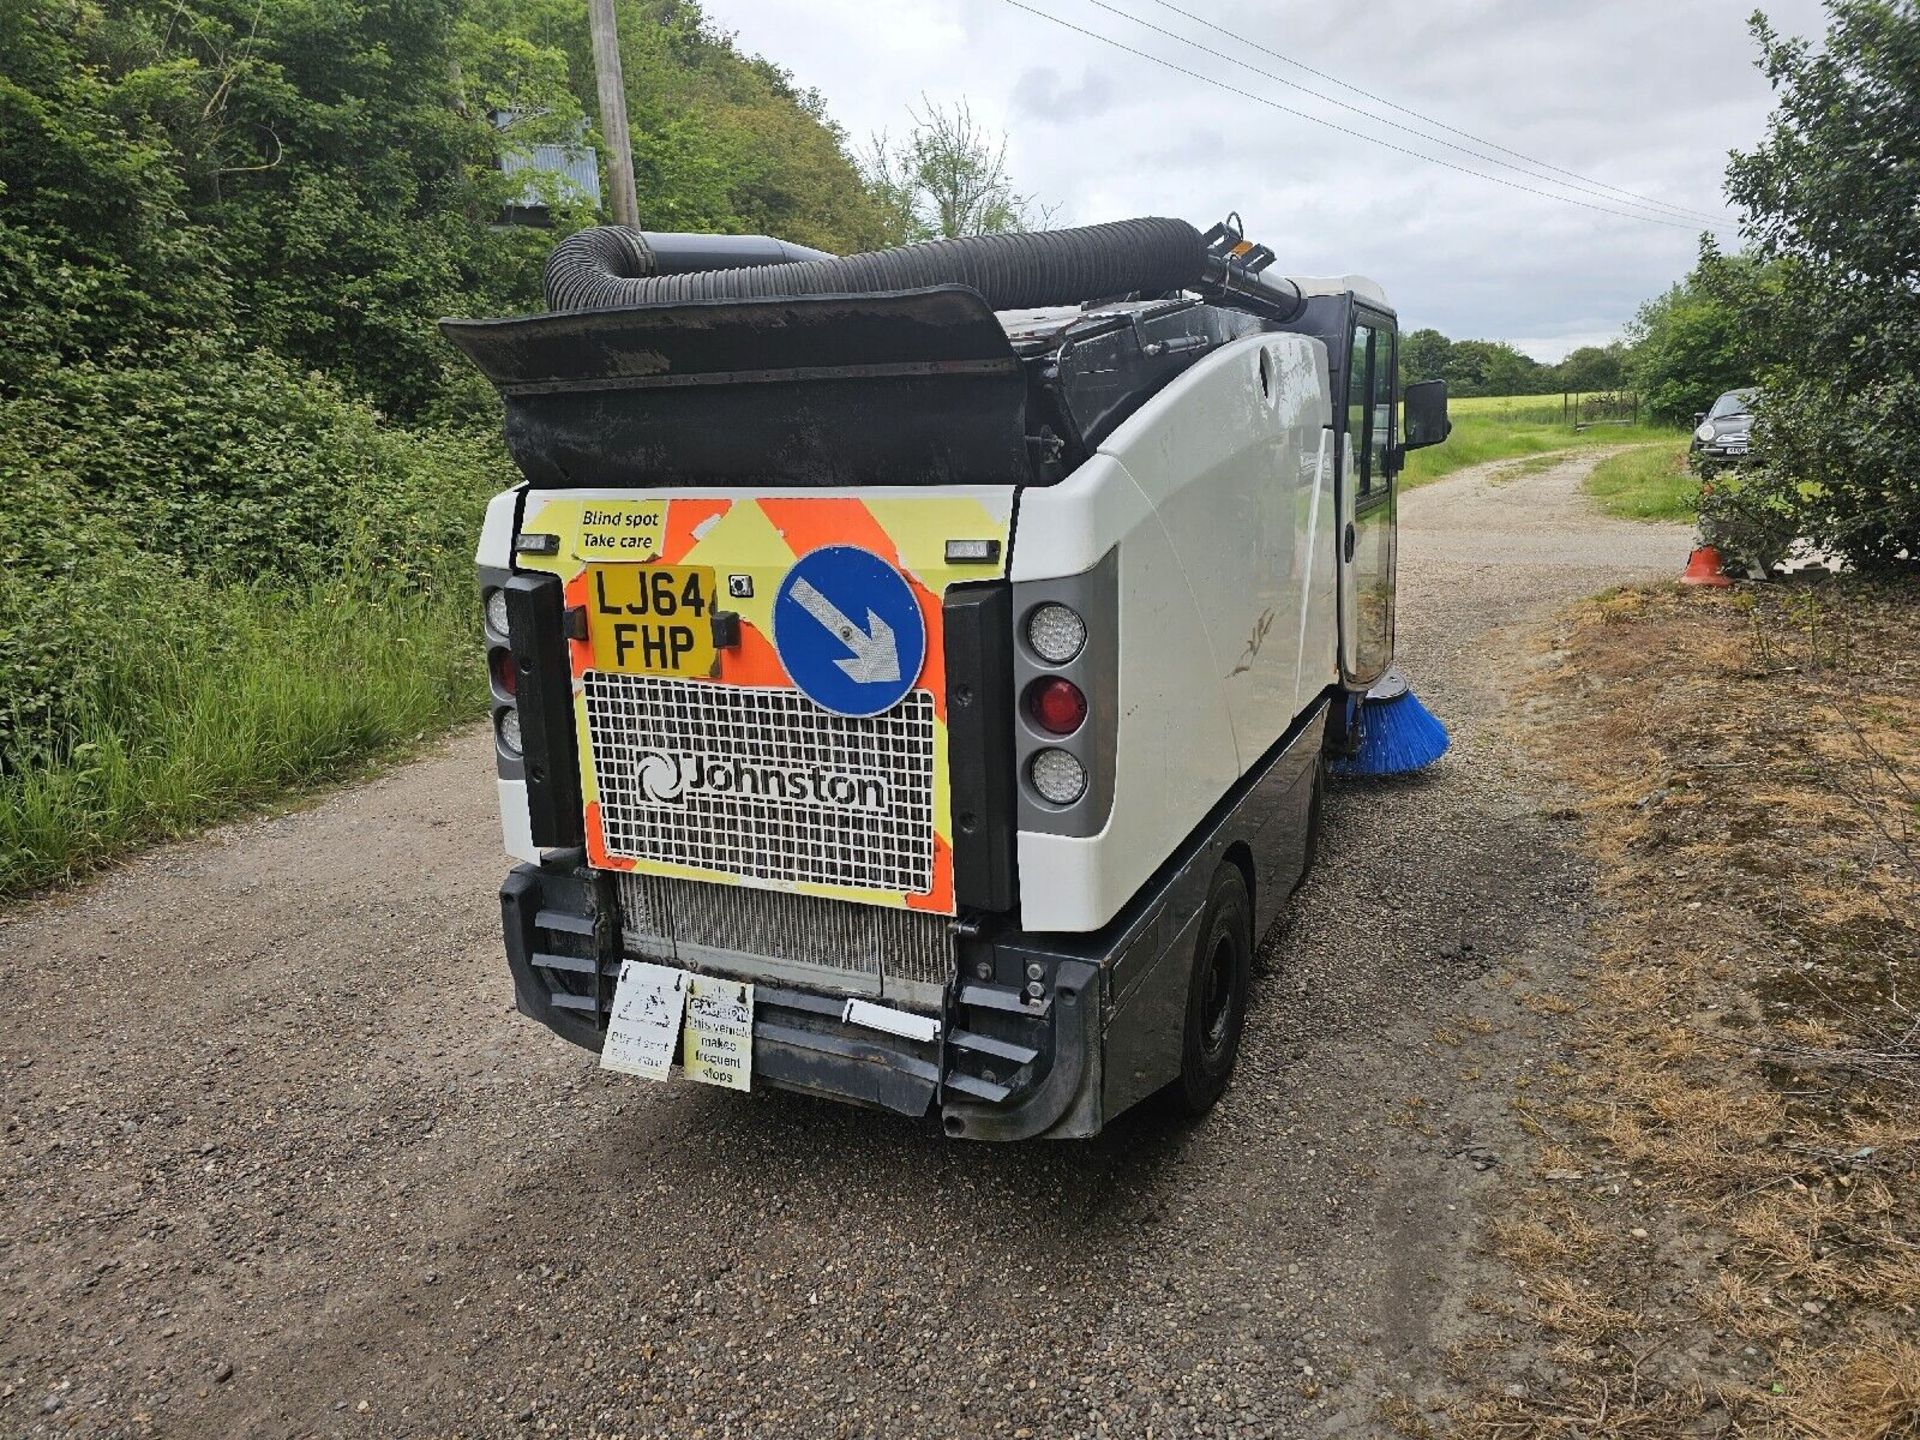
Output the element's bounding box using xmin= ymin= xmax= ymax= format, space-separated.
xmin=1403 ymin=379 xmax=1450 ymax=450
xmin=1693 ymin=412 xmax=1707 ymax=427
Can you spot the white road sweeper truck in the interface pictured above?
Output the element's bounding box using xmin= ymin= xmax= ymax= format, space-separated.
xmin=443 ymin=216 xmax=1449 ymax=1139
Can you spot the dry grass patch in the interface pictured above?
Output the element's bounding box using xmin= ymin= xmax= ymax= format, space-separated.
xmin=1770 ymin=1343 xmax=1920 ymax=1440
xmin=1451 ymin=578 xmax=1920 ymax=1439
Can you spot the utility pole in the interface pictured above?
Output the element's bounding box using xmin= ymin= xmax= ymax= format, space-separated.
xmin=587 ymin=0 xmax=639 ymax=229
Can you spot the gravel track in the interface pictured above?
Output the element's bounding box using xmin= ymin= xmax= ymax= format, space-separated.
xmin=0 ymin=453 xmax=1689 ymax=1439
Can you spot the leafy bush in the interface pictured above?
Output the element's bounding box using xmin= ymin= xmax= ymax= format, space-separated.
xmin=1695 ymin=465 xmax=1801 ymax=575
xmin=1717 ymin=1 xmax=1920 ymax=575
xmin=0 ymin=348 xmax=508 ymax=777
xmin=3 ymin=344 xmax=504 ymax=584
xmin=1749 ymin=373 xmax=1920 ymax=573
xmin=2 ymin=0 xmax=892 ymax=424
xmin=0 ymin=359 xmax=502 ymax=892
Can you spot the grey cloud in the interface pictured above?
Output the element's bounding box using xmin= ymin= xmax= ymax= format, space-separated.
xmin=704 ymin=0 xmax=1830 ymax=351
xmin=1010 ymin=65 xmax=1117 ymax=123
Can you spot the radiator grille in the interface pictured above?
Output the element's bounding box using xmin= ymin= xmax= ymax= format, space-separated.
xmin=583 ymin=674 xmax=937 ymax=895
xmin=617 ymin=872 xmax=954 ymax=988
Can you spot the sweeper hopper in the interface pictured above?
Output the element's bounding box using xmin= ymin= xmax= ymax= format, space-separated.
xmin=444 ymin=214 xmax=1450 ymax=1138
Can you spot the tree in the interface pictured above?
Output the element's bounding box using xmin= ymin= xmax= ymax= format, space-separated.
xmin=1436 ymin=338 xmax=1547 ymax=397
xmin=568 ymin=0 xmax=901 ymax=254
xmin=0 ymin=0 xmax=891 ymax=420
xmin=862 ymin=98 xmax=1053 ymax=242
xmin=1401 ymin=328 xmax=1450 ymax=384
xmin=1405 ymin=327 xmax=1630 ymax=396
xmin=1718 ymin=0 xmax=1920 ymax=573
xmin=1481 ymin=342 xmax=1547 ymax=397
xmin=1555 ymin=343 xmax=1628 ymax=394
xmin=1625 ymin=257 xmax=1771 ymax=424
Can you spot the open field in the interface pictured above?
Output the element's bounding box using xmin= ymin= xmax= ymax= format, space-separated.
xmin=1404 ymin=394 xmax=1683 ymax=490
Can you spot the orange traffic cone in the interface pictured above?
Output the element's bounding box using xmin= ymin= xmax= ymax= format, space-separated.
xmin=1680 ymin=545 xmax=1733 ymax=587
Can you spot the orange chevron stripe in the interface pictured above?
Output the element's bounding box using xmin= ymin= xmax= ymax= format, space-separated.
xmin=756 ymin=497 xmax=900 ymax=566
xmin=660 ymin=498 xmax=730 ymax=563
xmin=906 ymin=835 xmax=954 ymax=912
xmin=563 ymin=570 xmax=593 ymax=675
xmin=717 ymin=618 xmax=789 ymax=688
xmin=909 ymin=577 xmax=946 ymax=720
xmin=583 ymin=800 xmax=617 ymax=870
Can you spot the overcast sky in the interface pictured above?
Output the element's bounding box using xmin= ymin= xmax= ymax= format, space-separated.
xmin=700 ymin=0 xmax=1828 ymax=360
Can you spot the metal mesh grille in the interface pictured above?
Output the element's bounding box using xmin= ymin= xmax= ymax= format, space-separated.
xmin=583 ymin=674 xmax=937 ymax=895
xmin=618 ymin=872 xmax=953 ymax=987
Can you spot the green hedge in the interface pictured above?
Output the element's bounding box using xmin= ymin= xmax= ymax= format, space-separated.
xmin=0 ymin=345 xmax=510 ymax=895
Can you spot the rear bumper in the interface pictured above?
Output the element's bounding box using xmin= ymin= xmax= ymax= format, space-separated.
xmin=500 ymin=697 xmax=1326 ymax=1141
xmin=1691 ymin=443 xmax=1756 ymax=468
xmin=500 ymin=851 xmax=1100 ymax=1138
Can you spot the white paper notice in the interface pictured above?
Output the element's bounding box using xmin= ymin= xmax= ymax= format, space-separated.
xmin=600 ymin=961 xmax=688 ymax=1080
xmin=682 ymin=976 xmax=754 ymax=1092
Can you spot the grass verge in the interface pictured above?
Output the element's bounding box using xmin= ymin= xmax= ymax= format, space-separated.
xmin=1585 ymin=440 xmax=1700 ymax=523
xmin=0 ymin=577 xmax=483 ymax=900
xmin=1437 ymin=580 xmax=1920 ymax=1438
xmin=1403 ymin=394 xmax=1681 ymax=490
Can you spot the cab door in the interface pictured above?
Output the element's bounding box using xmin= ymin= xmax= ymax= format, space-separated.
xmin=1337 ymin=306 xmax=1398 ymax=688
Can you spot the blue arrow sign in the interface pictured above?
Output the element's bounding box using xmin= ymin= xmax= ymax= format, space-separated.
xmin=772 ymin=546 xmax=927 ymax=717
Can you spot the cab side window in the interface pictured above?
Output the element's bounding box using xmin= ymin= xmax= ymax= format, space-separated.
xmin=1347 ymin=320 xmax=1396 ymax=500
xmin=1369 ymin=326 xmax=1395 ymax=491
xmin=1347 ymin=322 xmax=1375 ymax=494
xmin=1343 ymin=312 xmax=1399 ymax=688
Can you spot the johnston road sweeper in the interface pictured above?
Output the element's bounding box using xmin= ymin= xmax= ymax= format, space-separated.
xmin=443 ymin=215 xmax=1450 ymax=1140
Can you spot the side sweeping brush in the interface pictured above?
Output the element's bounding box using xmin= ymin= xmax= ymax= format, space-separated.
xmin=1331 ymin=669 xmax=1450 ymax=777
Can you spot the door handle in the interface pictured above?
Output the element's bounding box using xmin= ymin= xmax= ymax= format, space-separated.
xmin=1343 ymin=522 xmax=1356 ymax=563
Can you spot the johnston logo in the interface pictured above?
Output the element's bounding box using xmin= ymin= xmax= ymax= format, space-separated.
xmin=628 ymin=750 xmax=890 ymax=814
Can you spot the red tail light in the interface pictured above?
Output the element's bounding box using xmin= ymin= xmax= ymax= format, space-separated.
xmin=1027 ymin=676 xmax=1087 ymax=735
xmin=490 ymin=646 xmax=518 ymax=698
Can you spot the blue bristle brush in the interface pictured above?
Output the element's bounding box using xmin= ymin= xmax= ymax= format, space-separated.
xmin=1331 ymin=669 xmax=1450 ymax=777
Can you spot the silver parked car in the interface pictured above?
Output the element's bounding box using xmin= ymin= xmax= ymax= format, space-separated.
xmin=1691 ymin=387 xmax=1758 ymax=467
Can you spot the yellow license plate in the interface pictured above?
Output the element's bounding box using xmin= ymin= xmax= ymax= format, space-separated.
xmin=586 ymin=564 xmax=718 ymax=677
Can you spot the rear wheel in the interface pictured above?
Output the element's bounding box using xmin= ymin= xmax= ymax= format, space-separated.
xmin=1173 ymin=864 xmax=1253 ymax=1117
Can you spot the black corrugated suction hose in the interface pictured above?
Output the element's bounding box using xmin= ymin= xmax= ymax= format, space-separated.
xmin=543 ymin=217 xmax=1209 ymax=312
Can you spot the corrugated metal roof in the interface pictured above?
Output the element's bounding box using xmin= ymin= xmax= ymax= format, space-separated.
xmin=501 ymin=145 xmax=601 ymax=209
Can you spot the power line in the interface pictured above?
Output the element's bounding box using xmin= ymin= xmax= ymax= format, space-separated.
xmin=1098 ymin=0 xmax=1730 ymax=226
xmin=1046 ymin=0 xmax=1730 ymax=231
xmin=998 ymin=0 xmax=1738 ymax=235
xmin=1142 ymin=0 xmax=1729 ymax=226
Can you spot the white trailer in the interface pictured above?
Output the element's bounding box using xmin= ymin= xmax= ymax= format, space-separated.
xmin=445 ymin=217 xmax=1449 ymax=1138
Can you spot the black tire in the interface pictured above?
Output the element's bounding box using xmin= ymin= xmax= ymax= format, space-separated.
xmin=1173 ymin=864 xmax=1254 ymax=1117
